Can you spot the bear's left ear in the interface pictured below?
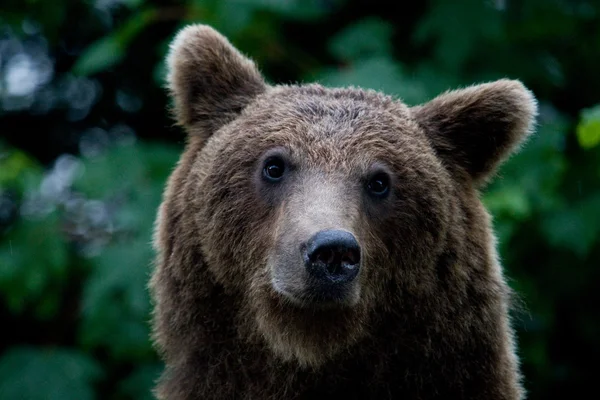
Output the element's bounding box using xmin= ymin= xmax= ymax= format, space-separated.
xmin=411 ymin=79 xmax=538 ymax=185
xmin=166 ymin=24 xmax=267 ymax=140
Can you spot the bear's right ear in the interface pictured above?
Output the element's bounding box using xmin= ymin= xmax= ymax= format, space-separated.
xmin=166 ymin=24 xmax=267 ymax=139
xmin=411 ymin=79 xmax=537 ymax=185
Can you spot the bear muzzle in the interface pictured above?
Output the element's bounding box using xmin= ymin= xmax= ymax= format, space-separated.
xmin=271 ymin=229 xmax=362 ymax=308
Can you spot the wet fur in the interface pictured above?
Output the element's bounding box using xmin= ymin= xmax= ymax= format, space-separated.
xmin=149 ymin=24 xmax=538 ymax=399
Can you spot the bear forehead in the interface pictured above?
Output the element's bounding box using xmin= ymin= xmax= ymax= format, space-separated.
xmin=211 ymin=84 xmax=428 ymax=168
xmin=245 ymin=84 xmax=412 ymax=123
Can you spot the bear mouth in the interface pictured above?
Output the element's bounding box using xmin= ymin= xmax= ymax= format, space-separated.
xmin=271 ymin=276 xmax=361 ymax=309
xmin=253 ymin=279 xmax=369 ymax=367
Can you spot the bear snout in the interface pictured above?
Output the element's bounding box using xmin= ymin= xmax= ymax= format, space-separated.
xmin=301 ymin=229 xmax=361 ymax=304
xmin=270 ymin=228 xmax=362 ymax=308
xmin=303 ymin=229 xmax=361 ymax=285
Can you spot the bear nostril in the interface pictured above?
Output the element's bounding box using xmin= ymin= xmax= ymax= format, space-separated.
xmin=304 ymin=230 xmax=361 ymax=284
xmin=316 ymin=248 xmax=336 ymax=265
xmin=341 ymin=249 xmax=359 ymax=266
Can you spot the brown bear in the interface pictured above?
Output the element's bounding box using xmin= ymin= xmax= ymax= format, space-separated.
xmin=149 ymin=24 xmax=538 ymax=400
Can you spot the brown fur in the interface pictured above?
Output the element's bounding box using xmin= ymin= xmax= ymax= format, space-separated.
xmin=149 ymin=24 xmax=538 ymax=400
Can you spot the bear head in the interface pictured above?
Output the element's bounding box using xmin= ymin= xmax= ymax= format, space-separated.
xmin=152 ymin=24 xmax=537 ymax=368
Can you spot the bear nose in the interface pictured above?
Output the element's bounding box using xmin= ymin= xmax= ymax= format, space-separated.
xmin=304 ymin=230 xmax=361 ymax=284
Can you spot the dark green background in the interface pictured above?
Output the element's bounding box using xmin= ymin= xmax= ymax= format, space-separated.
xmin=1 ymin=0 xmax=599 ymax=399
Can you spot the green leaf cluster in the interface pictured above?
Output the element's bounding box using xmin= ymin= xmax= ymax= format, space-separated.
xmin=0 ymin=141 xmax=177 ymax=398
xmin=1 ymin=0 xmax=600 ymax=399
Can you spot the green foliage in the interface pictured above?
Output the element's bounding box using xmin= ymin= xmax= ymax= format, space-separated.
xmin=75 ymin=143 xmax=179 ymax=361
xmin=0 ymin=147 xmax=66 ymax=319
xmin=72 ymin=9 xmax=158 ymax=76
xmin=117 ymin=363 xmax=163 ymax=400
xmin=414 ymin=0 xmax=504 ymax=73
xmin=317 ymin=17 xmax=429 ymax=104
xmin=0 ymin=140 xmax=178 ymax=398
xmin=224 ymin=0 xmax=341 ymax=20
xmin=0 ymin=146 xmax=43 ymax=194
xmin=577 ymin=105 xmax=600 ymax=149
xmin=328 ymin=17 xmax=394 ymax=62
xmin=0 ymin=212 xmax=68 ymax=318
xmin=1 ymin=0 xmax=599 ymax=399
xmin=0 ymin=347 xmax=102 ymax=400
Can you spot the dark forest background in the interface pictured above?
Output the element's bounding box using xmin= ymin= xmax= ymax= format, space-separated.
xmin=1 ymin=0 xmax=599 ymax=399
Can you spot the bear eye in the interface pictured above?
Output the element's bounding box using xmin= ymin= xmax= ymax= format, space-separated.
xmin=263 ymin=156 xmax=286 ymax=182
xmin=366 ymin=172 xmax=390 ymax=197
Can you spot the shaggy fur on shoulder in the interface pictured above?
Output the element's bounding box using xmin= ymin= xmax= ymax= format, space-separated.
xmin=149 ymin=24 xmax=538 ymax=400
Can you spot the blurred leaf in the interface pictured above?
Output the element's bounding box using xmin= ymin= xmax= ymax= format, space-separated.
xmin=123 ymin=0 xmax=145 ymax=8
xmin=73 ymin=144 xmax=145 ymax=199
xmin=488 ymin=111 xmax=570 ymax=213
xmin=80 ymin=239 xmax=155 ymax=360
xmin=76 ymin=141 xmax=179 ymax=360
xmin=0 ymin=149 xmax=37 ymax=184
xmin=414 ymin=0 xmax=503 ymax=72
xmin=0 ymin=212 xmax=68 ymax=317
xmin=0 ymin=2 xmax=65 ymax=41
xmin=317 ymin=57 xmax=429 ymax=105
xmin=0 ymin=347 xmax=102 ymax=400
xmin=72 ymin=9 xmax=157 ymax=76
xmin=483 ymin=185 xmax=531 ymax=220
xmin=71 ymin=36 xmax=124 ymax=78
xmin=541 ymin=193 xmax=600 ymax=258
xmin=406 ymin=63 xmax=459 ymax=102
xmin=0 ymin=146 xmax=43 ymax=194
xmin=328 ymin=17 xmax=394 ymax=62
xmin=118 ymin=363 xmax=163 ymax=400
xmin=576 ymin=104 xmax=600 ymax=149
xmin=74 ymin=141 xmax=178 ymax=201
xmin=213 ymin=1 xmax=255 ymax=34
xmin=216 ymin=0 xmax=343 ymax=20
